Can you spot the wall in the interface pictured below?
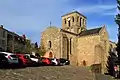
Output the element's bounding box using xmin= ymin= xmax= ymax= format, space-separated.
xmin=61 ymin=31 xmax=78 ymax=65
xmin=77 ymin=35 xmax=100 ymax=66
xmin=40 ymin=27 xmax=61 ymax=58
xmin=0 ymin=27 xmax=7 ymax=51
xmin=99 ymin=27 xmax=109 ymax=73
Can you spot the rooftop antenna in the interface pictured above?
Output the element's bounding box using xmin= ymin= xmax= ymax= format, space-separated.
xmin=50 ymin=21 xmax=51 ymax=27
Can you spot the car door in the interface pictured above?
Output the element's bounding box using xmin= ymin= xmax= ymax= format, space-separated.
xmin=0 ymin=54 xmax=8 ymax=67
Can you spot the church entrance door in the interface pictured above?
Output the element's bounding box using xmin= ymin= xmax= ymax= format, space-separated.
xmin=63 ymin=37 xmax=69 ymax=60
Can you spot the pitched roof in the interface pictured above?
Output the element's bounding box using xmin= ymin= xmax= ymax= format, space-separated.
xmin=79 ymin=27 xmax=103 ymax=36
xmin=61 ymin=11 xmax=86 ymax=18
xmin=61 ymin=27 xmax=103 ymax=37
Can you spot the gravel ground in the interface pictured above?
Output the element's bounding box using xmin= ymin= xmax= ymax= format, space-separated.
xmin=0 ymin=66 xmax=94 ymax=80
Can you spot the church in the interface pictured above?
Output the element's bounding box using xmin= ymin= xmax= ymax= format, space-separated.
xmin=40 ymin=11 xmax=110 ymax=73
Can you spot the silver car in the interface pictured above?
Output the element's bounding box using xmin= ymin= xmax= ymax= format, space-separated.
xmin=0 ymin=52 xmax=19 ymax=64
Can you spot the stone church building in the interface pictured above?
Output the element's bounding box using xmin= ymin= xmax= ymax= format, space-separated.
xmin=40 ymin=11 xmax=110 ymax=73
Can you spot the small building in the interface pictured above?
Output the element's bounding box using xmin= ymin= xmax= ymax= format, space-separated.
xmin=0 ymin=25 xmax=26 ymax=53
xmin=0 ymin=25 xmax=7 ymax=51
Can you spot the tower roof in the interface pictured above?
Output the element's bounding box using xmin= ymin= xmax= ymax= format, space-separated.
xmin=61 ymin=11 xmax=86 ymax=18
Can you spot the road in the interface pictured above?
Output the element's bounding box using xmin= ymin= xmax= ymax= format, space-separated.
xmin=0 ymin=66 xmax=115 ymax=80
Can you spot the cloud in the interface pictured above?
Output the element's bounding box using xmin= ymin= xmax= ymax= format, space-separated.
xmin=76 ymin=4 xmax=116 ymax=15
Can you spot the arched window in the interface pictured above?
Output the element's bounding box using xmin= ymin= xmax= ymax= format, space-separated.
xmin=72 ymin=16 xmax=74 ymax=22
xmin=68 ymin=20 xmax=71 ymax=27
xmin=83 ymin=60 xmax=86 ymax=66
xmin=48 ymin=41 xmax=52 ymax=48
xmin=49 ymin=52 xmax=53 ymax=58
xmin=64 ymin=19 xmax=66 ymax=24
xmin=80 ymin=17 xmax=82 ymax=26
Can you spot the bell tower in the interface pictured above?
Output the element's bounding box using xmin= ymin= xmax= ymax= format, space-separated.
xmin=61 ymin=11 xmax=87 ymax=34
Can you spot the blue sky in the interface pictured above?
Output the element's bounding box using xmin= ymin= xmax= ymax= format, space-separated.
xmin=0 ymin=0 xmax=118 ymax=45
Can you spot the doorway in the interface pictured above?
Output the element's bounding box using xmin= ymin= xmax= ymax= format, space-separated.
xmin=82 ymin=60 xmax=87 ymax=66
xmin=62 ymin=36 xmax=69 ymax=60
xmin=49 ymin=52 xmax=53 ymax=58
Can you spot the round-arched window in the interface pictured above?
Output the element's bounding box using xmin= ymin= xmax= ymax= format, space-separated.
xmin=72 ymin=16 xmax=74 ymax=22
xmin=64 ymin=19 xmax=66 ymax=24
xmin=83 ymin=60 xmax=87 ymax=66
xmin=48 ymin=41 xmax=52 ymax=49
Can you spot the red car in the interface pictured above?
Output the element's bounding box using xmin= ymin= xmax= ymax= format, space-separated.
xmin=16 ymin=54 xmax=32 ymax=66
xmin=40 ymin=57 xmax=51 ymax=65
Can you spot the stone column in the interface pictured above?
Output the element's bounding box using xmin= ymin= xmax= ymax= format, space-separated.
xmin=61 ymin=34 xmax=63 ymax=58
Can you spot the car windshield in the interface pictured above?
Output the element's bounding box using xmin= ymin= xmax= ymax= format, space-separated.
xmin=30 ymin=55 xmax=37 ymax=58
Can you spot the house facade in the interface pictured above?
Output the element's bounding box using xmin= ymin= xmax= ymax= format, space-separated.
xmin=0 ymin=25 xmax=7 ymax=51
xmin=0 ymin=25 xmax=26 ymax=53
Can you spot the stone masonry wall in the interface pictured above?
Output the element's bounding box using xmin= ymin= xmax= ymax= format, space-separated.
xmin=99 ymin=27 xmax=109 ymax=73
xmin=40 ymin=27 xmax=61 ymax=58
xmin=77 ymin=35 xmax=101 ymax=66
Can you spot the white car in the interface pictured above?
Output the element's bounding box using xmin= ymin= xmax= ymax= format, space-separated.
xmin=51 ymin=58 xmax=58 ymax=65
xmin=0 ymin=52 xmax=19 ymax=64
xmin=25 ymin=54 xmax=39 ymax=63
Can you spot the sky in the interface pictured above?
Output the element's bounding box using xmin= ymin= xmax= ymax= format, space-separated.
xmin=0 ymin=0 xmax=118 ymax=45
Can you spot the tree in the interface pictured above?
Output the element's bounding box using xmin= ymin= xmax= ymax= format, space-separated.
xmin=23 ymin=39 xmax=32 ymax=53
xmin=115 ymin=0 xmax=120 ymax=59
xmin=35 ymin=42 xmax=38 ymax=48
xmin=31 ymin=42 xmax=38 ymax=53
xmin=115 ymin=0 xmax=120 ymax=77
xmin=107 ymin=49 xmax=118 ymax=76
xmin=39 ymin=44 xmax=46 ymax=56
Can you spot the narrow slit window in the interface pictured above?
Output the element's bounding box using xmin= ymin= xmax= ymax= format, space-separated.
xmin=80 ymin=17 xmax=82 ymax=26
xmin=72 ymin=16 xmax=74 ymax=22
xmin=49 ymin=41 xmax=52 ymax=48
xmin=64 ymin=19 xmax=66 ymax=24
xmin=68 ymin=20 xmax=71 ymax=27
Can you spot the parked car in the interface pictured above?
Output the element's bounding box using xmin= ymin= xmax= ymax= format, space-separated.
xmin=0 ymin=54 xmax=9 ymax=68
xmin=50 ymin=58 xmax=59 ymax=66
xmin=16 ymin=54 xmax=33 ymax=66
xmin=25 ymin=54 xmax=39 ymax=63
xmin=40 ymin=57 xmax=51 ymax=65
xmin=0 ymin=52 xmax=19 ymax=65
xmin=59 ymin=58 xmax=70 ymax=65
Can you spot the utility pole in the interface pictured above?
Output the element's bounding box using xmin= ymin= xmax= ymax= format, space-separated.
xmin=50 ymin=21 xmax=51 ymax=27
